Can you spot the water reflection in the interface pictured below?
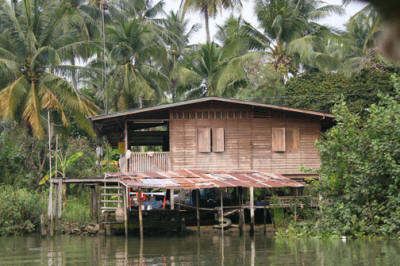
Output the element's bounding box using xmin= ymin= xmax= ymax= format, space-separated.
xmin=1 ymin=234 xmax=400 ymax=265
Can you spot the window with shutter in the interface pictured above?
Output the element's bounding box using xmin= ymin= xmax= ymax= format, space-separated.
xmin=286 ymin=128 xmax=300 ymax=152
xmin=212 ymin=128 xmax=225 ymax=152
xmin=198 ymin=128 xmax=211 ymax=152
xmin=272 ymin=128 xmax=286 ymax=152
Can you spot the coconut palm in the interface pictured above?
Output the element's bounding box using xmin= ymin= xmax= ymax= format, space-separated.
xmin=181 ymin=0 xmax=243 ymax=43
xmin=250 ymin=0 xmax=344 ymax=73
xmin=0 ymin=0 xmax=99 ymax=138
xmin=160 ymin=11 xmax=202 ymax=101
xmin=185 ymin=42 xmax=255 ymax=97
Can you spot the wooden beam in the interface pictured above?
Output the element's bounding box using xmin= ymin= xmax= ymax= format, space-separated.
xmin=57 ymin=180 xmax=62 ymax=234
xmin=250 ymin=187 xmax=254 ymax=236
xmin=196 ymin=189 xmax=200 ymax=235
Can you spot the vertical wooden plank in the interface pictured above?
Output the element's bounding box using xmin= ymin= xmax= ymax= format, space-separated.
xmin=220 ymin=190 xmax=224 ymax=239
xmin=250 ymin=187 xmax=255 ymax=236
xmin=272 ymin=128 xmax=286 ymax=152
xmin=197 ymin=128 xmax=211 ymax=152
xmin=57 ymin=180 xmax=62 ymax=233
xmin=212 ymin=128 xmax=225 ymax=152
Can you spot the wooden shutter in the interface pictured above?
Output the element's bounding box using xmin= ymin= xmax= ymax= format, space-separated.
xmin=286 ymin=128 xmax=300 ymax=152
xmin=272 ymin=128 xmax=286 ymax=152
xmin=212 ymin=128 xmax=225 ymax=152
xmin=198 ymin=128 xmax=211 ymax=152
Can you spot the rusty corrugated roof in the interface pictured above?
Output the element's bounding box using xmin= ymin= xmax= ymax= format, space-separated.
xmin=104 ymin=169 xmax=304 ymax=189
xmin=90 ymin=96 xmax=334 ymax=121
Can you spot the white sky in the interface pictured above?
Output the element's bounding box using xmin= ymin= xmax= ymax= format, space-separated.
xmin=164 ymin=0 xmax=367 ymax=44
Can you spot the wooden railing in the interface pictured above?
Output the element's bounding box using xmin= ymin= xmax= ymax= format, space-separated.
xmin=126 ymin=152 xmax=170 ymax=172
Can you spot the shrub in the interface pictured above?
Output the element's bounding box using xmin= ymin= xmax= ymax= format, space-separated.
xmin=0 ymin=185 xmax=46 ymax=235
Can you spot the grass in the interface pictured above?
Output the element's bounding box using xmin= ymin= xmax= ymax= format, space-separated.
xmin=62 ymin=192 xmax=91 ymax=225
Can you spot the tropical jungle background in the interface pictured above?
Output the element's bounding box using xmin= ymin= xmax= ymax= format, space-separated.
xmin=1 ymin=0 xmax=400 ymax=237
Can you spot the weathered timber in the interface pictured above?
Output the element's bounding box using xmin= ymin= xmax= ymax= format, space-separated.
xmin=249 ymin=187 xmax=255 ymax=236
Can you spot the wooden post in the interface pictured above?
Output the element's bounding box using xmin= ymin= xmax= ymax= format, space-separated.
xmin=124 ymin=119 xmax=128 ymax=172
xmin=196 ymin=189 xmax=200 ymax=235
xmin=95 ymin=184 xmax=101 ymax=225
xmin=170 ymin=189 xmax=175 ymax=210
xmin=249 ymin=187 xmax=254 ymax=236
xmin=138 ymin=189 xmax=144 ymax=239
xmin=220 ymin=190 xmax=224 ymax=238
xmin=263 ymin=189 xmax=267 ymax=236
xmin=124 ymin=186 xmax=128 ymax=237
xmin=47 ymin=111 xmax=54 ymax=237
xmin=57 ymin=179 xmax=62 ymax=233
xmin=294 ymin=188 xmax=298 ymax=223
xmin=239 ymin=187 xmax=244 ymax=236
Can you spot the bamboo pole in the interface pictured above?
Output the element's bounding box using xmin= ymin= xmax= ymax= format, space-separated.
xmin=220 ymin=190 xmax=224 ymax=238
xmin=250 ymin=187 xmax=254 ymax=236
xmin=138 ymin=189 xmax=143 ymax=239
xmin=124 ymin=120 xmax=128 ymax=172
xmin=196 ymin=189 xmax=200 ymax=235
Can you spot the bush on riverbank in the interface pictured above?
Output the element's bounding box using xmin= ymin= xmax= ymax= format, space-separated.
xmin=308 ymin=75 xmax=400 ymax=237
xmin=0 ymin=185 xmax=46 ymax=235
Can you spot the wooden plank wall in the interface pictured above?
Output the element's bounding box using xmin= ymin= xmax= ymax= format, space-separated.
xmin=169 ymin=105 xmax=322 ymax=175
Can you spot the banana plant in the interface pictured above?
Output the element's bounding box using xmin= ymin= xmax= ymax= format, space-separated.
xmin=39 ymin=151 xmax=83 ymax=185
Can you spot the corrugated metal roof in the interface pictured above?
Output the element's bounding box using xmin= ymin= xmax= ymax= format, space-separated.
xmin=104 ymin=169 xmax=304 ymax=189
xmin=90 ymin=96 xmax=334 ymax=121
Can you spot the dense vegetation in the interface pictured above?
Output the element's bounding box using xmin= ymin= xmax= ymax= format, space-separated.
xmin=0 ymin=0 xmax=400 ymax=236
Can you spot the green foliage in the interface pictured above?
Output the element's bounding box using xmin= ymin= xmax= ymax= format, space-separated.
xmin=284 ymin=67 xmax=398 ymax=113
xmin=314 ymin=75 xmax=400 ymax=237
xmin=0 ymin=185 xmax=46 ymax=235
xmin=62 ymin=192 xmax=91 ymax=225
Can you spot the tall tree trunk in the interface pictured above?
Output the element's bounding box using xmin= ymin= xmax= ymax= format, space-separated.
xmin=72 ymin=55 xmax=78 ymax=90
xmin=204 ymin=7 xmax=211 ymax=43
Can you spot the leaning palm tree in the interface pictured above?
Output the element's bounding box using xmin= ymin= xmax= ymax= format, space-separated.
xmin=181 ymin=0 xmax=242 ymax=43
xmin=0 ymin=0 xmax=99 ymax=138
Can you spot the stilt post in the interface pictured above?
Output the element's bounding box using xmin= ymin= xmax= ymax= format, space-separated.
xmin=170 ymin=189 xmax=175 ymax=210
xmin=124 ymin=186 xmax=128 ymax=237
xmin=57 ymin=179 xmax=62 ymax=233
xmin=138 ymin=188 xmax=144 ymax=239
xmin=263 ymin=189 xmax=267 ymax=236
xmin=239 ymin=187 xmax=244 ymax=236
xmin=249 ymin=187 xmax=255 ymax=236
xmin=220 ymin=189 xmax=224 ymax=238
xmin=196 ymin=189 xmax=200 ymax=235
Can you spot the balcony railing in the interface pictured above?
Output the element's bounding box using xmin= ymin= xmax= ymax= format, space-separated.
xmin=121 ymin=152 xmax=170 ymax=173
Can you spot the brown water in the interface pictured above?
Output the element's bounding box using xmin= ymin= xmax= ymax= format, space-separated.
xmin=0 ymin=234 xmax=399 ymax=265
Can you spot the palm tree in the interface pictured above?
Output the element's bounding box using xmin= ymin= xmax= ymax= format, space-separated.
xmin=0 ymin=0 xmax=99 ymax=138
xmin=160 ymin=11 xmax=202 ymax=101
xmin=181 ymin=0 xmax=243 ymax=43
xmin=185 ymin=42 xmax=255 ymax=97
xmin=251 ymin=0 xmax=344 ymax=73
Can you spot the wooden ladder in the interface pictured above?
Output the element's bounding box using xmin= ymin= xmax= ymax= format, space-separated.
xmin=100 ymin=182 xmax=123 ymax=212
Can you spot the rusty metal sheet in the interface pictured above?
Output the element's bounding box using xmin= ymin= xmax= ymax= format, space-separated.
xmin=105 ymin=169 xmax=304 ymax=190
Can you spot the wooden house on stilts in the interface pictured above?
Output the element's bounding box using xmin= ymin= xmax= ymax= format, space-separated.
xmin=52 ymin=97 xmax=334 ymax=237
